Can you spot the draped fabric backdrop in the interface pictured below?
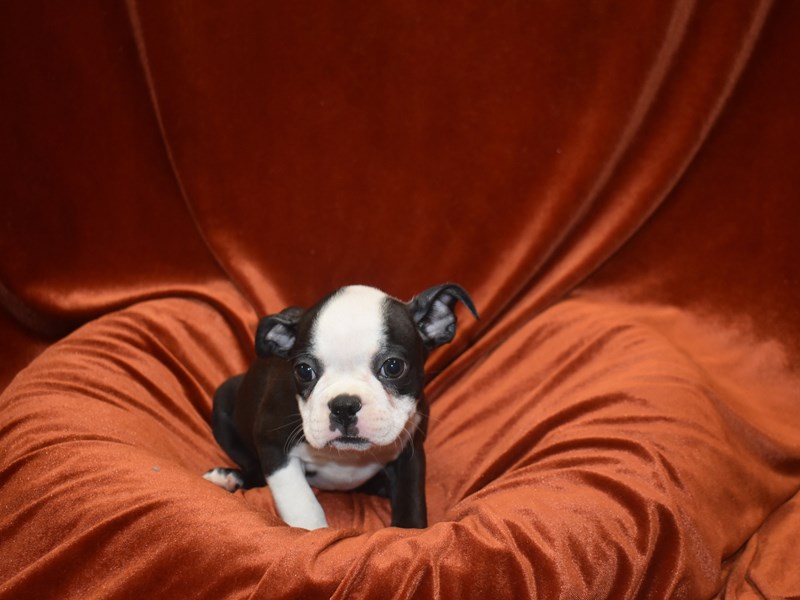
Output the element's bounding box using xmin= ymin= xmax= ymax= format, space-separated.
xmin=1 ymin=2 xmax=799 ymax=598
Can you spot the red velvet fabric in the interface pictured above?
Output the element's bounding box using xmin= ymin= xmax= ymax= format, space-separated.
xmin=2 ymin=2 xmax=799 ymax=597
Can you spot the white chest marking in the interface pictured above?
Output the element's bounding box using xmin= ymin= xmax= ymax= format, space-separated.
xmin=289 ymin=442 xmax=403 ymax=491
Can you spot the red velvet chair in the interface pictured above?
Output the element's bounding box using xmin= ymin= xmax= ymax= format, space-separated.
xmin=2 ymin=3 xmax=799 ymax=597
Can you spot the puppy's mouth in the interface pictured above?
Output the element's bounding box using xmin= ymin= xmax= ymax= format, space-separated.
xmin=328 ymin=436 xmax=372 ymax=450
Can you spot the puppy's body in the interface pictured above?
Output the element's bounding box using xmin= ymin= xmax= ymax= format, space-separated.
xmin=204 ymin=284 xmax=476 ymax=530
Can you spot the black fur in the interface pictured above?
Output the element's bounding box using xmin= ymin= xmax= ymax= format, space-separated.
xmin=206 ymin=283 xmax=477 ymax=529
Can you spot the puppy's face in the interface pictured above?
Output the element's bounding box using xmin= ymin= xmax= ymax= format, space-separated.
xmin=255 ymin=283 xmax=478 ymax=452
xmin=292 ymin=286 xmax=426 ymax=450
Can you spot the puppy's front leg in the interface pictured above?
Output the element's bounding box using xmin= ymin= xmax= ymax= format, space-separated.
xmin=387 ymin=439 xmax=428 ymax=528
xmin=267 ymin=456 xmax=328 ymax=530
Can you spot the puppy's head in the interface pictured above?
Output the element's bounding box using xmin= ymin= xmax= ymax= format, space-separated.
xmin=255 ymin=284 xmax=478 ymax=450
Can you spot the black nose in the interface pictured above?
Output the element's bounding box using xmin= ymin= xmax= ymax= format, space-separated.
xmin=328 ymin=395 xmax=362 ymax=420
xmin=328 ymin=395 xmax=362 ymax=435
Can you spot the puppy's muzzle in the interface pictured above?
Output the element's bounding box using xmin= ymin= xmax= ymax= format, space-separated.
xmin=328 ymin=394 xmax=362 ymax=436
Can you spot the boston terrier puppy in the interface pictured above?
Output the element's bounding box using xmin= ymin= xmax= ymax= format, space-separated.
xmin=203 ymin=283 xmax=478 ymax=530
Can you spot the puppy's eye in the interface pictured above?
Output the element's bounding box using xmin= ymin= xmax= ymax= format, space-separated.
xmin=380 ymin=358 xmax=406 ymax=379
xmin=294 ymin=363 xmax=317 ymax=383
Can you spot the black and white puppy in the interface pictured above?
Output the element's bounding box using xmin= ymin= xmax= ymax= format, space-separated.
xmin=204 ymin=283 xmax=478 ymax=530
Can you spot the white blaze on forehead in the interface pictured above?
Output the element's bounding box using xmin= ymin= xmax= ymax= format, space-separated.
xmin=311 ymin=286 xmax=387 ymax=370
xmin=301 ymin=285 xmax=418 ymax=450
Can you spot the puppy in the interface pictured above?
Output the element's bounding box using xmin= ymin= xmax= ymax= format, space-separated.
xmin=204 ymin=283 xmax=478 ymax=530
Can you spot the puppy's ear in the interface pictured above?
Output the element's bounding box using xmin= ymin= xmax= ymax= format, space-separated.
xmin=408 ymin=283 xmax=479 ymax=349
xmin=255 ymin=306 xmax=304 ymax=358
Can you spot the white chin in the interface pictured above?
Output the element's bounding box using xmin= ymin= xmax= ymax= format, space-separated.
xmin=328 ymin=438 xmax=372 ymax=451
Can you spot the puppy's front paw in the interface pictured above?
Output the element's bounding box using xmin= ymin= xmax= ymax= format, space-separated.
xmin=283 ymin=511 xmax=329 ymax=531
xmin=203 ymin=467 xmax=245 ymax=492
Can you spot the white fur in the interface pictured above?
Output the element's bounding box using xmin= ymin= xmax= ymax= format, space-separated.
xmin=313 ymin=285 xmax=386 ymax=373
xmin=267 ymin=457 xmax=328 ymax=530
xmin=203 ymin=467 xmax=243 ymax=492
xmin=298 ymin=286 xmax=417 ymax=450
xmin=290 ymin=412 xmax=419 ymax=491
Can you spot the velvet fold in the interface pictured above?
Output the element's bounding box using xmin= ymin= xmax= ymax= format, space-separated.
xmin=2 ymin=1 xmax=800 ymax=597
